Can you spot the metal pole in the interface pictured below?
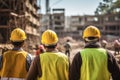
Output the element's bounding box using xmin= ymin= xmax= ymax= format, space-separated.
xmin=46 ymin=0 xmax=50 ymax=14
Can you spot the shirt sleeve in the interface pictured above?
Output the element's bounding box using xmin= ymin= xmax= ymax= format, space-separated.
xmin=69 ymin=52 xmax=82 ymax=80
xmin=26 ymin=55 xmax=42 ymax=80
xmin=107 ymin=51 xmax=120 ymax=80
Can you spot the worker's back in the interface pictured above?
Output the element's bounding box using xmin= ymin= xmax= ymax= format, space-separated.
xmin=80 ymin=48 xmax=110 ymax=80
xmin=38 ymin=52 xmax=68 ymax=80
xmin=0 ymin=50 xmax=30 ymax=79
xmin=0 ymin=28 xmax=32 ymax=80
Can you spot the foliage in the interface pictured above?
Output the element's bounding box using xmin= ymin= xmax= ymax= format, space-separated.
xmin=95 ymin=0 xmax=120 ymax=15
xmin=114 ymin=0 xmax=120 ymax=8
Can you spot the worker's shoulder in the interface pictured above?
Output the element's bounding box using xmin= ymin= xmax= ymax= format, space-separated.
xmin=4 ymin=49 xmax=28 ymax=53
xmin=57 ymin=52 xmax=68 ymax=58
xmin=3 ymin=49 xmax=11 ymax=53
xmin=81 ymin=48 xmax=106 ymax=51
xmin=56 ymin=52 xmax=69 ymax=63
xmin=4 ymin=50 xmax=31 ymax=58
xmin=17 ymin=50 xmax=31 ymax=56
xmin=2 ymin=50 xmax=13 ymax=56
xmin=20 ymin=50 xmax=29 ymax=53
xmin=41 ymin=52 xmax=68 ymax=59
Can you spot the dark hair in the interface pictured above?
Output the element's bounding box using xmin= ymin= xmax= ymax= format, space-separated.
xmin=84 ymin=37 xmax=99 ymax=42
xmin=11 ymin=41 xmax=24 ymax=47
xmin=44 ymin=44 xmax=57 ymax=49
xmin=87 ymin=37 xmax=98 ymax=40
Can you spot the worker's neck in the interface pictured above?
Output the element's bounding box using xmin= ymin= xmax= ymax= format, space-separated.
xmin=46 ymin=48 xmax=58 ymax=52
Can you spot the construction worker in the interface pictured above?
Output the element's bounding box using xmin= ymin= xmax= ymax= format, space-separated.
xmin=101 ymin=39 xmax=108 ymax=48
xmin=26 ymin=29 xmax=69 ymax=80
xmin=35 ymin=44 xmax=45 ymax=56
xmin=0 ymin=28 xmax=32 ymax=80
xmin=69 ymin=25 xmax=120 ymax=80
xmin=64 ymin=39 xmax=71 ymax=57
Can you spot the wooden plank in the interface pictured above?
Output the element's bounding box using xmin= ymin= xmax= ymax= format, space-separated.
xmin=0 ymin=25 xmax=10 ymax=28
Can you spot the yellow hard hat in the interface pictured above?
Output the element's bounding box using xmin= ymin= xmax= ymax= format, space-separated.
xmin=83 ymin=25 xmax=101 ymax=39
xmin=41 ymin=29 xmax=58 ymax=46
xmin=10 ymin=28 xmax=27 ymax=42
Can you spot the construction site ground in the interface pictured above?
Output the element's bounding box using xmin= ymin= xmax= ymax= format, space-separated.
xmin=58 ymin=37 xmax=120 ymax=66
xmin=68 ymin=42 xmax=120 ymax=67
xmin=0 ymin=37 xmax=120 ymax=66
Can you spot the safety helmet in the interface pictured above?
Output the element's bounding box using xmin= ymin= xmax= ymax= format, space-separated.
xmin=83 ymin=25 xmax=101 ymax=39
xmin=10 ymin=28 xmax=27 ymax=42
xmin=41 ymin=29 xmax=58 ymax=46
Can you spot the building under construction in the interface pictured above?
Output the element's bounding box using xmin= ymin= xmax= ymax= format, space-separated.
xmin=70 ymin=13 xmax=120 ymax=41
xmin=0 ymin=0 xmax=41 ymax=52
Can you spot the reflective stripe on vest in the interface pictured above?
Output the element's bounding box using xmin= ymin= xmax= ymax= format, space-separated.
xmin=38 ymin=52 xmax=69 ymax=80
xmin=80 ymin=48 xmax=111 ymax=80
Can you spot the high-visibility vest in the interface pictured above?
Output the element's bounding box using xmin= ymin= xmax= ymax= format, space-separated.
xmin=38 ymin=52 xmax=69 ymax=80
xmin=80 ymin=48 xmax=111 ymax=80
xmin=0 ymin=50 xmax=28 ymax=78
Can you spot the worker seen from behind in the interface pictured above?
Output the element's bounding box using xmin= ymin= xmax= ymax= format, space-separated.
xmin=101 ymin=39 xmax=108 ymax=49
xmin=64 ymin=39 xmax=71 ymax=57
xmin=0 ymin=28 xmax=32 ymax=80
xmin=69 ymin=25 xmax=120 ymax=80
xmin=26 ymin=29 xmax=69 ymax=80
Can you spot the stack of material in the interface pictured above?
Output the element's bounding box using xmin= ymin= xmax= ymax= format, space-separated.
xmin=0 ymin=44 xmax=13 ymax=55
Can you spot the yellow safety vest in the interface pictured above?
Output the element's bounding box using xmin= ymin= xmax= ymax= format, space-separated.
xmin=38 ymin=52 xmax=69 ymax=80
xmin=80 ymin=48 xmax=111 ymax=80
xmin=0 ymin=50 xmax=28 ymax=78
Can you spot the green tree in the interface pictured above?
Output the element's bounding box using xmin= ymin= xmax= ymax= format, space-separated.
xmin=114 ymin=0 xmax=120 ymax=8
xmin=113 ymin=0 xmax=120 ymax=18
xmin=95 ymin=0 xmax=114 ymax=15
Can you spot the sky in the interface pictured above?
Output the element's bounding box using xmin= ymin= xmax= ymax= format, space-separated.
xmin=41 ymin=0 xmax=103 ymax=16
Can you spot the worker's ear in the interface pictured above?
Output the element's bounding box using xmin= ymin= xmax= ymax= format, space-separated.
xmin=55 ymin=43 xmax=58 ymax=48
xmin=43 ymin=44 xmax=46 ymax=49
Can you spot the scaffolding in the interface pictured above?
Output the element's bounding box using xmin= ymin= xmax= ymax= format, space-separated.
xmin=0 ymin=0 xmax=41 ymax=52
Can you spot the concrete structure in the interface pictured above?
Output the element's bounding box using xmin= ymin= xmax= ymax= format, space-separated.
xmin=0 ymin=0 xmax=41 ymax=52
xmin=52 ymin=8 xmax=65 ymax=37
xmin=69 ymin=14 xmax=120 ymax=40
xmin=103 ymin=14 xmax=120 ymax=40
xmin=41 ymin=8 xmax=65 ymax=38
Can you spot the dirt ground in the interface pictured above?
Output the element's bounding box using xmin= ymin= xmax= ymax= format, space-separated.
xmin=62 ymin=40 xmax=120 ymax=66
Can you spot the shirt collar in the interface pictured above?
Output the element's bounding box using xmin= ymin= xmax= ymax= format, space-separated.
xmin=84 ymin=42 xmax=101 ymax=48
xmin=12 ymin=47 xmax=23 ymax=51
